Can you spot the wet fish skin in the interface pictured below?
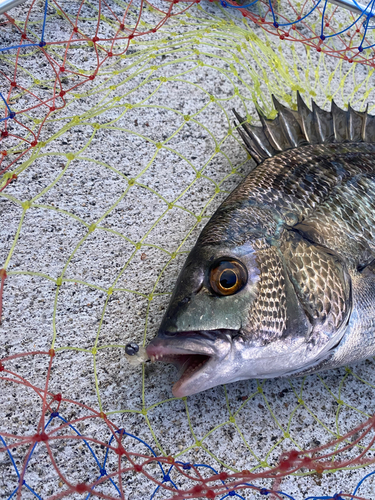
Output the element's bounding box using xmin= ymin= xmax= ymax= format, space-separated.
xmin=146 ymin=94 xmax=375 ymax=397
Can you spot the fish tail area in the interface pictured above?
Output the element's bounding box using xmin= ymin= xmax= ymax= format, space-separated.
xmin=233 ymin=92 xmax=375 ymax=164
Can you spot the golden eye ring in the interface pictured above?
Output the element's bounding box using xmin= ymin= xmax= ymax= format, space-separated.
xmin=209 ymin=259 xmax=248 ymax=296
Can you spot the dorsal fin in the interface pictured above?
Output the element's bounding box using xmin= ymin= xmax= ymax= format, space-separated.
xmin=272 ymin=96 xmax=307 ymax=148
xmin=233 ymin=92 xmax=375 ymax=165
xmin=312 ymin=99 xmax=334 ymax=143
xmin=331 ymin=100 xmax=347 ymax=142
xmin=257 ymin=107 xmax=292 ymax=152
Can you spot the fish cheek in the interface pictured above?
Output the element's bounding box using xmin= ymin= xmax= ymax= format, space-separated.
xmin=173 ymin=287 xmax=255 ymax=333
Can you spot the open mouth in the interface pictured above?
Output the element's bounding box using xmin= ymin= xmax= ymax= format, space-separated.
xmin=150 ymin=351 xmax=211 ymax=394
xmin=146 ymin=342 xmax=213 ymax=396
xmin=146 ymin=330 xmax=234 ymax=397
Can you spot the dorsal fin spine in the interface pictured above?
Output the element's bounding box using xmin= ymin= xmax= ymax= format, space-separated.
xmin=234 ymin=93 xmax=375 ymax=164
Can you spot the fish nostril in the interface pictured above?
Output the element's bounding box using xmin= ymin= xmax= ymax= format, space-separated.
xmin=161 ymin=330 xmax=177 ymax=337
xmin=179 ymin=297 xmax=190 ymax=306
xmin=157 ymin=327 xmax=177 ymax=338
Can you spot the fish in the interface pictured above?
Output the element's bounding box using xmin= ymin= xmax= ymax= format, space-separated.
xmin=146 ymin=92 xmax=375 ymax=397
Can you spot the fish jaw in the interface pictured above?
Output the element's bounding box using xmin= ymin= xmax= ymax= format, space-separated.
xmin=146 ymin=330 xmax=235 ymax=397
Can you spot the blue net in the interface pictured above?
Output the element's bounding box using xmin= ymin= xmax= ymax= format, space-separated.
xmin=1 ymin=1 xmax=375 ymax=499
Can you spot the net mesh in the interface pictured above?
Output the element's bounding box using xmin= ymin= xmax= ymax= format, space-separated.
xmin=2 ymin=1 xmax=375 ymax=499
xmin=222 ymin=0 xmax=375 ymax=66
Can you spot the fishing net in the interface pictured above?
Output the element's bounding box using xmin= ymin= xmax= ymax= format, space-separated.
xmin=221 ymin=0 xmax=375 ymax=66
xmin=1 ymin=1 xmax=375 ymax=499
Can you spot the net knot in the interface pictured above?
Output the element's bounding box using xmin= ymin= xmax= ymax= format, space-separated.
xmin=163 ymin=474 xmax=170 ymax=482
xmin=260 ymin=488 xmax=269 ymax=495
xmin=75 ymin=483 xmax=89 ymax=493
xmin=34 ymin=432 xmax=49 ymax=442
xmin=100 ymin=468 xmax=107 ymax=476
xmin=115 ymin=445 xmax=126 ymax=456
xmin=192 ymin=485 xmax=203 ymax=493
xmin=182 ymin=464 xmax=191 ymax=470
xmin=51 ymin=412 xmax=59 ymax=418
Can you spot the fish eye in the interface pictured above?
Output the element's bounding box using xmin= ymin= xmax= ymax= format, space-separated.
xmin=209 ymin=259 xmax=248 ymax=296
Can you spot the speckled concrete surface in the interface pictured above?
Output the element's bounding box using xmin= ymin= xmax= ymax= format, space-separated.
xmin=1 ymin=2 xmax=375 ymax=499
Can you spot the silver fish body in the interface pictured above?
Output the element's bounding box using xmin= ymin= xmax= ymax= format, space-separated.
xmin=146 ymin=93 xmax=375 ymax=397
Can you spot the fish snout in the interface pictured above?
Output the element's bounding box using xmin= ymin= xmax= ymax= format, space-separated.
xmin=157 ymin=291 xmax=198 ymax=335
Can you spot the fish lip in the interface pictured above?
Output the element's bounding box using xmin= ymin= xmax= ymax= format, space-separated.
xmin=146 ymin=331 xmax=221 ymax=359
xmin=146 ymin=329 xmax=235 ymax=397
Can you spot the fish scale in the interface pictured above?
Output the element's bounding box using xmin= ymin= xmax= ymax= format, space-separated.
xmin=146 ymin=94 xmax=375 ymax=397
xmin=200 ymin=142 xmax=375 ymax=268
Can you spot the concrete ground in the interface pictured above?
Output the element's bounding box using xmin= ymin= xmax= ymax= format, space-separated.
xmin=1 ymin=1 xmax=375 ymax=498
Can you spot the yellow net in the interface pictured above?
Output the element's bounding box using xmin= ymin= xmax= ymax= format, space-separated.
xmin=1 ymin=2 xmax=375 ymax=499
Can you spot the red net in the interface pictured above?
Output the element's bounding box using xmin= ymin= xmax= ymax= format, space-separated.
xmin=2 ymin=2 xmax=375 ymax=499
xmin=0 ymin=0 xmax=197 ymax=182
xmin=1 ymin=351 xmax=375 ymax=499
xmin=217 ymin=0 xmax=375 ymax=66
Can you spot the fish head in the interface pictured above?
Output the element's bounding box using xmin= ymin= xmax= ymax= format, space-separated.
xmin=146 ymin=237 xmax=314 ymax=397
xmin=146 ymin=215 xmax=352 ymax=397
xmin=146 ymin=241 xmax=259 ymax=397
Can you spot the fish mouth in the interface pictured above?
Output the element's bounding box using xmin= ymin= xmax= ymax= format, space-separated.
xmin=146 ymin=330 xmax=234 ymax=397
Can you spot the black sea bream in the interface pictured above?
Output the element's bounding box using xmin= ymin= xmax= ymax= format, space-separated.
xmin=146 ymin=93 xmax=375 ymax=397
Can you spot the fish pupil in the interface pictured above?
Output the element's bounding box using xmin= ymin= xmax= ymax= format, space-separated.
xmin=220 ymin=269 xmax=237 ymax=289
